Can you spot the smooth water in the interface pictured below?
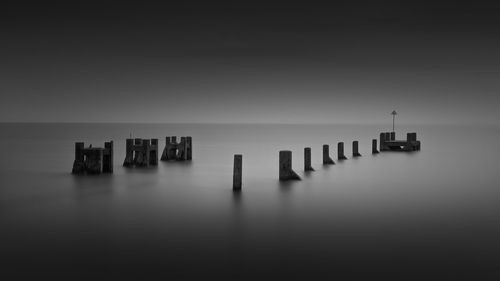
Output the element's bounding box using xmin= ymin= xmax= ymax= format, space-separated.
xmin=1 ymin=123 xmax=499 ymax=280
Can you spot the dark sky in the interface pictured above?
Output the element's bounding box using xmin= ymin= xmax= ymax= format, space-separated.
xmin=1 ymin=1 xmax=499 ymax=124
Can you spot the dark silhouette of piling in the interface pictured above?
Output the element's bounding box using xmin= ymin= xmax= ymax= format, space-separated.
xmin=103 ymin=141 xmax=113 ymax=172
xmin=337 ymin=142 xmax=347 ymax=160
xmin=72 ymin=141 xmax=113 ymax=174
xmin=391 ymin=132 xmax=396 ymax=141
xmin=233 ymin=154 xmax=242 ymax=191
xmin=123 ymin=138 xmax=159 ymax=167
xmin=322 ymin=145 xmax=335 ymax=165
xmin=187 ymin=136 xmax=193 ymax=160
xmin=372 ymin=139 xmax=379 ymax=154
xmin=352 ymin=141 xmax=362 ymax=157
xmin=161 ymin=136 xmax=193 ymax=161
xmin=279 ymin=151 xmax=301 ymax=181
xmin=304 ymin=147 xmax=314 ymax=171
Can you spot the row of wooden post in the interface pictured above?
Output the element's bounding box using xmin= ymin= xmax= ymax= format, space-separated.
xmin=233 ymin=139 xmax=381 ymax=190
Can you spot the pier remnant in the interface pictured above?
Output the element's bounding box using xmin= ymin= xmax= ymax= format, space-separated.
xmin=372 ymin=139 xmax=379 ymax=154
xmin=279 ymin=151 xmax=301 ymax=181
xmin=379 ymin=132 xmax=421 ymax=151
xmin=161 ymin=136 xmax=193 ymax=161
xmin=322 ymin=145 xmax=335 ymax=165
xmin=233 ymin=154 xmax=242 ymax=191
xmin=304 ymin=147 xmax=314 ymax=171
xmin=123 ymin=138 xmax=158 ymax=167
xmin=338 ymin=142 xmax=348 ymax=160
xmin=72 ymin=141 xmax=113 ymax=174
xmin=352 ymin=141 xmax=362 ymax=157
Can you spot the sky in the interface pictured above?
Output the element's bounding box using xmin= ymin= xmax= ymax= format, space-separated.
xmin=1 ymin=1 xmax=499 ymax=124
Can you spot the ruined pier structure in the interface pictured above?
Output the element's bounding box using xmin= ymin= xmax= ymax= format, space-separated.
xmin=72 ymin=141 xmax=113 ymax=174
xmin=161 ymin=136 xmax=192 ymax=161
xmin=123 ymin=138 xmax=159 ymax=167
xmin=380 ymin=132 xmax=421 ymax=151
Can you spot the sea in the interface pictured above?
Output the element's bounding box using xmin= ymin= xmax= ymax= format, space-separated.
xmin=1 ymin=123 xmax=499 ymax=280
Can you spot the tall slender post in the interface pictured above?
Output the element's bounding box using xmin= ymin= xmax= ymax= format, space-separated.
xmin=304 ymin=147 xmax=314 ymax=171
xmin=233 ymin=154 xmax=242 ymax=191
xmin=372 ymin=139 xmax=379 ymax=154
xmin=391 ymin=110 xmax=397 ymax=133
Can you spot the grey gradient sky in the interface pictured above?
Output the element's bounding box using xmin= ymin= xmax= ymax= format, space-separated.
xmin=1 ymin=1 xmax=499 ymax=124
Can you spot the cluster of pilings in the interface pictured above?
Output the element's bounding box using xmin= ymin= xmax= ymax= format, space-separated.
xmin=380 ymin=132 xmax=421 ymax=151
xmin=72 ymin=136 xmax=194 ymax=173
xmin=123 ymin=138 xmax=159 ymax=167
xmin=232 ymin=133 xmax=421 ymax=190
xmin=160 ymin=136 xmax=192 ymax=161
xmin=72 ymin=141 xmax=113 ymax=174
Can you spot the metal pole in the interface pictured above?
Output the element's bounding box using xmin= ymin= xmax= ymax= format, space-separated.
xmin=392 ymin=115 xmax=395 ymax=132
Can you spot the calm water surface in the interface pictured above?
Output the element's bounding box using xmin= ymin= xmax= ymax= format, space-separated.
xmin=1 ymin=123 xmax=499 ymax=280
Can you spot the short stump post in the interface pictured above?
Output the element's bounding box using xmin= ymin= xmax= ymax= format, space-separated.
xmin=338 ymin=142 xmax=347 ymax=160
xmin=304 ymin=147 xmax=314 ymax=171
xmin=323 ymin=145 xmax=335 ymax=165
xmin=279 ymin=150 xmax=301 ymax=181
xmin=352 ymin=141 xmax=362 ymax=157
xmin=233 ymin=154 xmax=242 ymax=191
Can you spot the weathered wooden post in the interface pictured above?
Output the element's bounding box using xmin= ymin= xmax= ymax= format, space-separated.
xmin=372 ymin=139 xmax=379 ymax=154
xmin=380 ymin=133 xmax=387 ymax=151
xmin=338 ymin=142 xmax=347 ymax=160
xmin=233 ymin=154 xmax=242 ymax=191
xmin=86 ymin=148 xmax=103 ymax=174
xmin=304 ymin=147 xmax=314 ymax=171
xmin=150 ymin=139 xmax=158 ymax=165
xmin=142 ymin=139 xmax=151 ymax=166
xmin=385 ymin=132 xmax=391 ymax=142
xmin=161 ymin=137 xmax=171 ymax=161
xmin=178 ymin=137 xmax=188 ymax=161
xmin=133 ymin=138 xmax=143 ymax=165
xmin=123 ymin=139 xmax=134 ymax=167
xmin=186 ymin=136 xmax=192 ymax=160
xmin=168 ymin=137 xmax=178 ymax=159
xmin=279 ymin=151 xmax=301 ymax=181
xmin=352 ymin=141 xmax=362 ymax=157
xmin=72 ymin=142 xmax=85 ymax=174
xmin=323 ymin=145 xmax=335 ymax=165
xmin=103 ymin=141 xmax=113 ymax=173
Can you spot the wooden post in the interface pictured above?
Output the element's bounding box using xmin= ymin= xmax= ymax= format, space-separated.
xmin=150 ymin=139 xmax=158 ymax=165
xmin=103 ymin=141 xmax=113 ymax=173
xmin=72 ymin=142 xmax=85 ymax=174
xmin=353 ymin=141 xmax=361 ymax=157
xmin=322 ymin=145 xmax=335 ymax=165
xmin=123 ymin=139 xmax=134 ymax=167
xmin=338 ymin=142 xmax=347 ymax=160
xmin=133 ymin=138 xmax=143 ymax=165
xmin=372 ymin=139 xmax=379 ymax=154
xmin=304 ymin=147 xmax=314 ymax=171
xmin=142 ymin=139 xmax=151 ymax=166
xmin=390 ymin=132 xmax=396 ymax=141
xmin=186 ymin=136 xmax=192 ymax=160
xmin=233 ymin=154 xmax=242 ymax=191
xmin=86 ymin=149 xmax=103 ymax=174
xmin=380 ymin=133 xmax=387 ymax=151
xmin=177 ymin=137 xmax=187 ymax=161
xmin=279 ymin=151 xmax=301 ymax=181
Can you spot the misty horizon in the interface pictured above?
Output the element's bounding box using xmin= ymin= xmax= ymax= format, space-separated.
xmin=1 ymin=1 xmax=499 ymax=124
